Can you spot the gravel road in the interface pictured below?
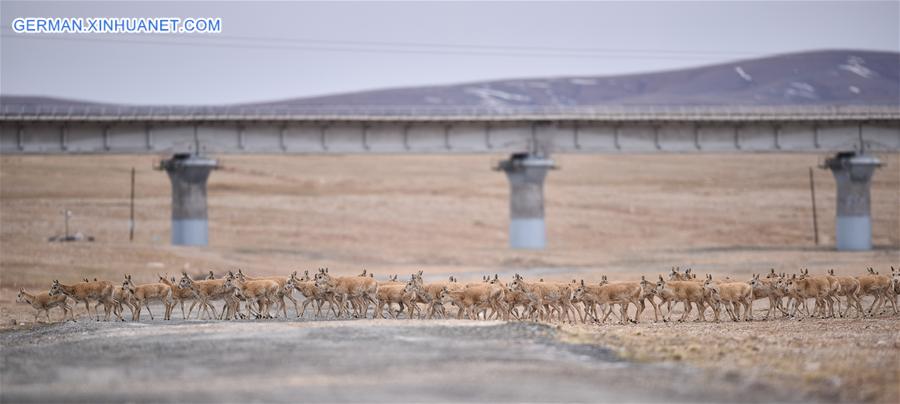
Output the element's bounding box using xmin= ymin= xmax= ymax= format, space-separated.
xmin=0 ymin=319 xmax=812 ymax=403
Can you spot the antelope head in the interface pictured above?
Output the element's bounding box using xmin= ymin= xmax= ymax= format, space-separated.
xmin=16 ymin=289 xmax=29 ymax=304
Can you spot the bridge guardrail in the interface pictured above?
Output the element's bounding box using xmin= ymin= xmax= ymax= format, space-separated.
xmin=2 ymin=103 xmax=899 ymax=122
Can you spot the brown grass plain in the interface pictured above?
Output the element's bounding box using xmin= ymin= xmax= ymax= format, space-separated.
xmin=1 ymin=153 xmax=898 ymax=402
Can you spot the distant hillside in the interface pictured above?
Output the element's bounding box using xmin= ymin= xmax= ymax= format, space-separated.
xmin=253 ymin=50 xmax=898 ymax=108
xmin=2 ymin=50 xmax=897 ymax=110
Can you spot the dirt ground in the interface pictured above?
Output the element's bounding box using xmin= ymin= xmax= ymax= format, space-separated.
xmin=564 ymin=316 xmax=900 ymax=403
xmin=1 ymin=153 xmax=899 ymax=402
xmin=0 ymin=319 xmax=813 ymax=403
xmin=1 ymin=308 xmax=898 ymax=403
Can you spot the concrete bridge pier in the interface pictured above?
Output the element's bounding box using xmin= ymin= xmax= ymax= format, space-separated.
xmin=496 ymin=153 xmax=556 ymax=249
xmin=157 ymin=153 xmax=218 ymax=246
xmin=822 ymin=152 xmax=882 ymax=251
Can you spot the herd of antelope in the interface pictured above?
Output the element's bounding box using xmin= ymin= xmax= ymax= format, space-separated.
xmin=14 ymin=266 xmax=900 ymax=324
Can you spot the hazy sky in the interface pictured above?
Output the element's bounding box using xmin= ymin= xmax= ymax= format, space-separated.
xmin=1 ymin=1 xmax=898 ymax=105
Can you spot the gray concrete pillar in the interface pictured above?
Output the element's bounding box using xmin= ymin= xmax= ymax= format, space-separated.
xmin=496 ymin=153 xmax=556 ymax=249
xmin=822 ymin=152 xmax=882 ymax=251
xmin=158 ymin=154 xmax=218 ymax=246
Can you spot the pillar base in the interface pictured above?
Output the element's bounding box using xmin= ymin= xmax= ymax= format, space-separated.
xmin=171 ymin=219 xmax=210 ymax=246
xmin=509 ymin=218 xmax=546 ymax=249
xmin=835 ymin=216 xmax=872 ymax=251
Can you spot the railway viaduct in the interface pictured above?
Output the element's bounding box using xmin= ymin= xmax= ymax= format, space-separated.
xmin=2 ymin=104 xmax=898 ymax=250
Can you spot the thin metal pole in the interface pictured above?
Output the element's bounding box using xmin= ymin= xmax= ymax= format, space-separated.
xmin=809 ymin=167 xmax=819 ymax=245
xmin=64 ymin=209 xmax=69 ymax=239
xmin=129 ymin=167 xmax=135 ymax=242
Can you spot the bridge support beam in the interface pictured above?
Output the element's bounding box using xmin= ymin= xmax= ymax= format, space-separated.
xmin=158 ymin=154 xmax=218 ymax=246
xmin=496 ymin=153 xmax=556 ymax=249
xmin=822 ymin=152 xmax=882 ymax=251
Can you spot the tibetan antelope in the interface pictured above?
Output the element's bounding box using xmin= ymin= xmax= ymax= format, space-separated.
xmin=795 ymin=268 xmax=841 ymax=318
xmin=17 ymin=289 xmax=74 ymax=323
xmin=438 ymin=285 xmax=498 ymax=320
xmin=122 ymin=275 xmax=175 ymax=321
xmin=784 ymin=271 xmax=830 ymax=318
xmin=108 ymin=284 xmax=134 ymax=321
xmin=572 ymin=279 xmax=642 ymax=324
xmin=235 ymin=269 xmax=299 ymax=318
xmin=467 ymin=275 xmax=509 ymax=320
xmin=288 ymin=270 xmax=335 ymax=318
xmin=857 ymin=268 xmax=897 ymax=316
xmin=509 ymin=275 xmax=576 ymax=323
xmin=49 ymin=279 xmax=115 ymax=321
xmin=374 ymin=280 xmax=419 ymax=319
xmin=827 ymin=269 xmax=864 ymax=317
xmin=178 ymin=271 xmax=234 ymax=319
xmin=226 ymin=276 xmax=280 ymax=319
xmin=655 ymin=276 xmax=707 ymax=322
xmin=748 ymin=274 xmax=787 ymax=320
xmin=314 ymin=268 xmax=378 ymax=318
xmin=703 ymin=275 xmax=752 ymax=321
xmin=411 ymin=274 xmax=464 ymax=319
xmin=159 ymin=274 xmax=198 ymax=320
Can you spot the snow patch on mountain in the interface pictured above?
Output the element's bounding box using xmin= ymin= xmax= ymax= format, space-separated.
xmin=570 ymin=78 xmax=598 ymax=85
xmin=464 ymin=87 xmax=531 ymax=107
xmin=849 ymin=86 xmax=861 ymax=94
xmin=791 ymin=82 xmax=814 ymax=92
xmin=734 ymin=66 xmax=753 ymax=82
xmin=785 ymin=82 xmax=818 ymax=100
xmin=839 ymin=56 xmax=875 ymax=78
